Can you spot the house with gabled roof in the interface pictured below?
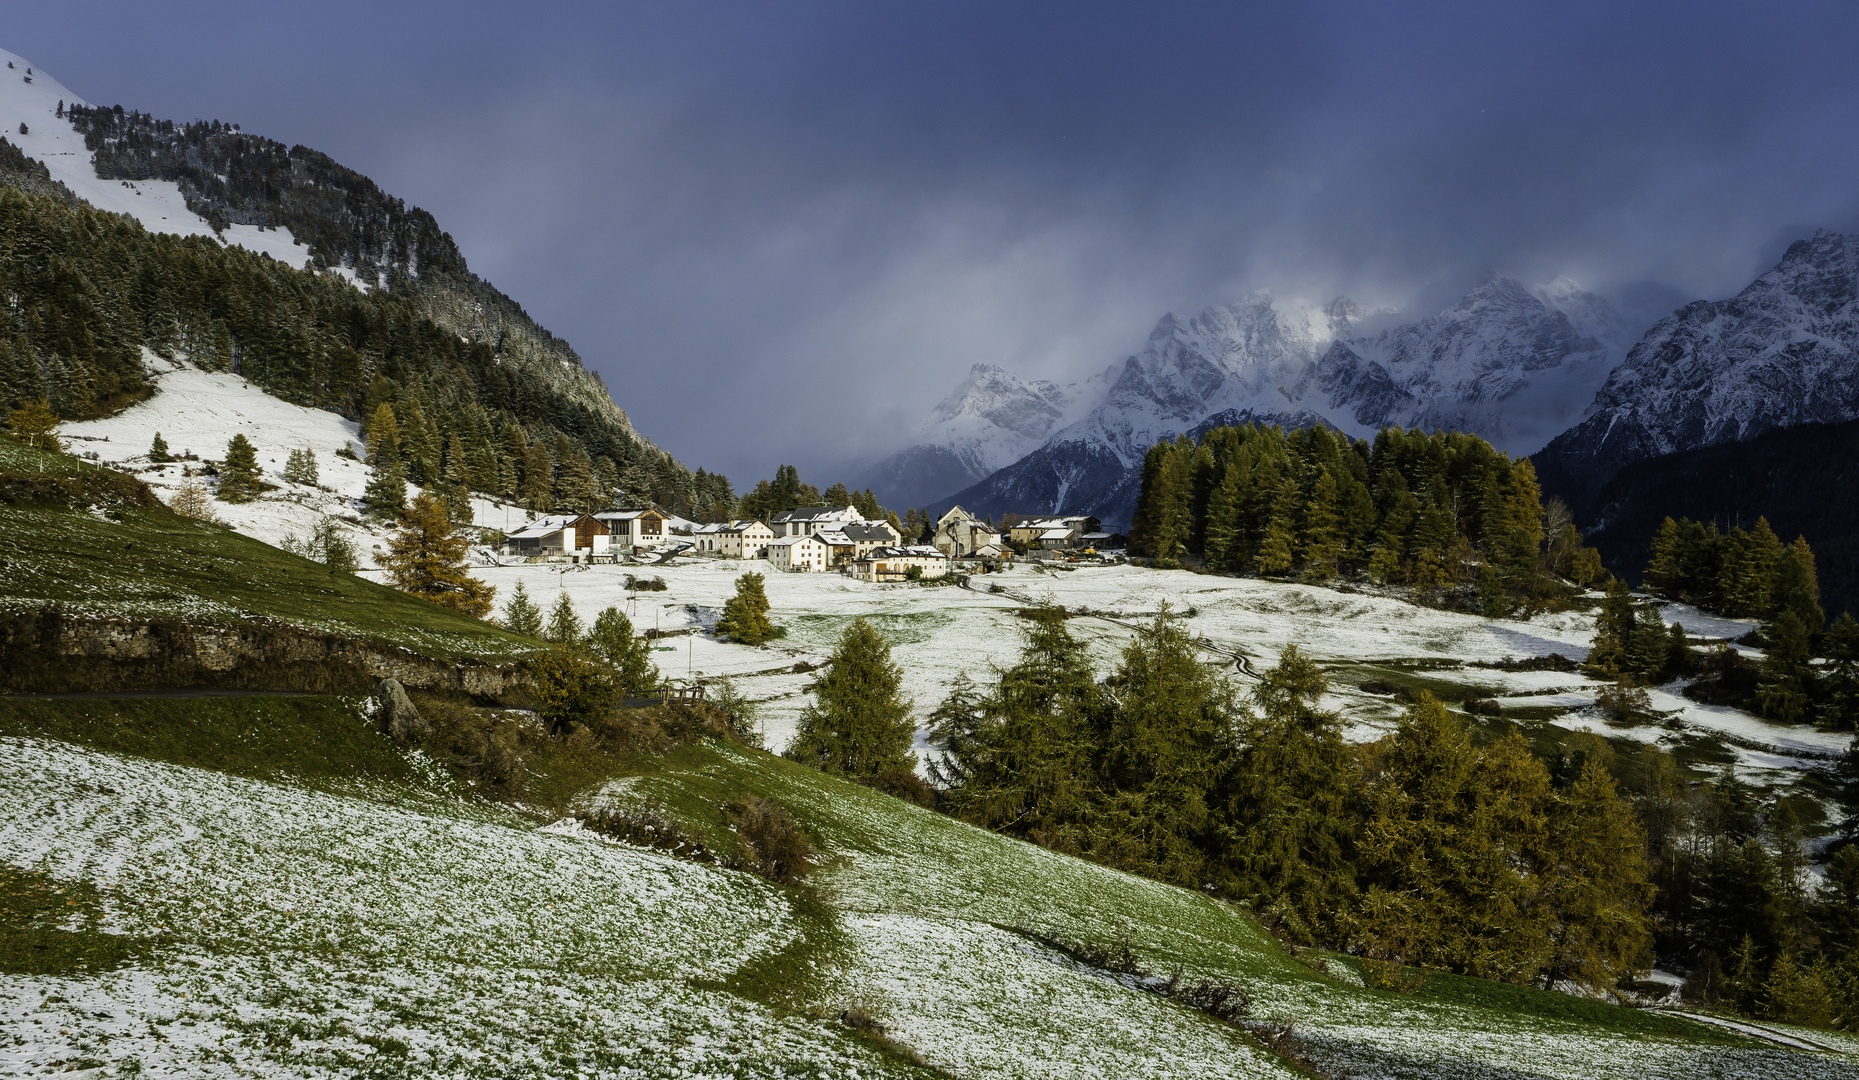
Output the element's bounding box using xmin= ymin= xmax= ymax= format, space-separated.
xmin=769 ymin=505 xmax=861 ymax=537
xmin=767 ymin=533 xmax=830 ymax=572
xmin=502 ymin=514 xmax=609 ymax=560
xmin=850 ymin=544 xmax=953 ymax=582
xmin=595 ymin=508 xmax=668 ymax=552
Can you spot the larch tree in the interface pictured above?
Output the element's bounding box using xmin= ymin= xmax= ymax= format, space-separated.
xmin=381 ymin=492 xmax=496 ymax=618
xmin=785 ymin=618 xmax=917 ymax=785
xmin=5 ymin=398 xmax=60 ymax=452
xmin=1217 ymin=644 xmax=1361 ymax=943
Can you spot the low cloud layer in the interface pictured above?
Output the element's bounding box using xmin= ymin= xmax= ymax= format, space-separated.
xmin=14 ymin=1 xmax=1859 ymax=486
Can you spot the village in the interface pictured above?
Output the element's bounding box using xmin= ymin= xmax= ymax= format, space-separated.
xmin=492 ymin=501 xmax=1123 ymax=578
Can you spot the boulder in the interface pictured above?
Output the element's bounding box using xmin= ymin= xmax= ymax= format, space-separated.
xmin=377 ymin=677 xmax=427 ymax=744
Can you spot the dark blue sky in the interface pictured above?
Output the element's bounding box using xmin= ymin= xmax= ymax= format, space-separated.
xmin=12 ymin=2 xmax=1859 ymax=485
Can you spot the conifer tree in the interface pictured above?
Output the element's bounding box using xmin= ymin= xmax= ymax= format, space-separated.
xmin=1756 ymin=611 xmax=1815 ymax=723
xmin=1537 ymin=759 xmax=1656 ymax=991
xmin=282 ymin=446 xmax=318 ymax=486
xmin=501 ymin=580 xmax=544 ymax=637
xmin=544 ymin=590 xmax=584 ymax=646
xmin=714 ymin=572 xmax=775 ymax=645
xmin=380 ymin=493 xmax=495 ymax=617
xmin=148 ymin=431 xmax=170 ymax=462
xmin=1820 ymin=613 xmax=1859 ymax=730
xmin=216 ymin=433 xmax=264 ymax=503
xmin=786 ymin=618 xmax=916 ymax=784
xmin=1256 ymin=477 xmax=1299 ymax=577
xmin=925 ymin=672 xmax=987 ymax=789
xmin=1090 ymin=607 xmax=1239 ymax=885
xmin=1772 ymin=537 xmax=1824 ymax=632
xmin=588 ymin=607 xmax=657 ymax=694
xmin=521 ymin=440 xmax=554 ymax=509
xmin=1299 ymin=469 xmax=1342 ymax=580
xmin=363 ymin=404 xmax=406 ymax=518
xmin=1218 ymin=644 xmax=1360 ymax=940
xmin=1202 ymin=459 xmax=1243 ymax=569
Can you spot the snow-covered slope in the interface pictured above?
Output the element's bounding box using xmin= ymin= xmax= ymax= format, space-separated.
xmin=0 ymin=47 xmax=312 ymax=266
xmin=1536 ymin=230 xmax=1859 ymax=515
xmin=938 ymin=278 xmax=1630 ymax=527
xmin=60 ymin=356 xmax=528 ymax=567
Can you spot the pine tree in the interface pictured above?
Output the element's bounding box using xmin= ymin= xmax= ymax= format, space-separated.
xmin=1772 ymin=536 xmax=1824 ymax=632
xmin=501 ymin=580 xmax=544 ymax=636
xmin=937 ymin=606 xmax=1101 ymax=839
xmin=380 ymin=493 xmax=496 ymax=617
xmin=217 ymin=434 xmax=264 ymax=503
xmin=521 ymin=439 xmax=554 ymax=509
xmin=1756 ymin=611 xmax=1815 ymax=723
xmin=786 ymin=618 xmax=916 ymax=784
xmin=544 ymin=590 xmax=584 ymax=646
xmin=148 ymin=431 xmax=170 ymax=462
xmin=1584 ymin=580 xmax=1635 ymax=678
xmin=714 ymin=572 xmax=775 ymax=645
xmin=1256 ymin=474 xmax=1299 ymax=577
xmin=587 ymin=607 xmax=657 ymax=694
xmin=1202 ymin=459 xmax=1243 ymax=569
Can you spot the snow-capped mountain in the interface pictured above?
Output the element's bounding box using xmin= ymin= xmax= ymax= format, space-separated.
xmin=0 ymin=48 xmax=314 ymax=266
xmin=854 ymin=363 xmax=1110 ymax=510
xmin=1535 ymin=230 xmax=1859 ymax=517
xmin=928 ymin=276 xmax=1630 ymax=528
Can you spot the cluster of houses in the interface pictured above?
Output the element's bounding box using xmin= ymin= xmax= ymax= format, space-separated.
xmin=498 ymin=503 xmax=1119 ymax=578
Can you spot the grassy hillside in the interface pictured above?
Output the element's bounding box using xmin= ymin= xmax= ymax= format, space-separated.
xmin=0 ymin=437 xmax=536 ymax=665
xmin=3 ymin=688 xmax=1854 ymax=1078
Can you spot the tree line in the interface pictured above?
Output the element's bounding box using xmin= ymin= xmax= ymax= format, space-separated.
xmin=1128 ymin=424 xmax=1605 ymax=613
xmin=0 ymin=182 xmax=736 ymax=522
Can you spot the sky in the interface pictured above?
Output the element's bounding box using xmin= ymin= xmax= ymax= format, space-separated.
xmin=10 ymin=1 xmax=1859 ymax=487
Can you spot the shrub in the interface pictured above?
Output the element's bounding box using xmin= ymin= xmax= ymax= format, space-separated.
xmin=724 ymin=795 xmax=816 ymax=886
xmin=530 ymin=650 xmax=618 ymax=736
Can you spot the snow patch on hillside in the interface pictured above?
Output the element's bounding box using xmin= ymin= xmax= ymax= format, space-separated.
xmin=0 ymin=46 xmax=312 ymax=268
xmin=60 ymin=355 xmax=523 ymax=566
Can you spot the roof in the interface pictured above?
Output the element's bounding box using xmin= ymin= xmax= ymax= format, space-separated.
xmin=1038 ymin=528 xmax=1074 ymax=540
xmin=842 ymin=522 xmax=899 ymax=541
xmin=771 ymin=505 xmax=858 ymax=523
xmin=595 ymin=508 xmax=664 ymax=522
xmin=768 ymin=534 xmax=826 ymax=548
xmin=506 ymin=514 xmax=589 ymax=540
xmin=860 ymin=545 xmax=950 ymax=561
xmin=723 ymin=519 xmax=772 ymax=533
xmin=813 ymin=530 xmax=853 ymax=545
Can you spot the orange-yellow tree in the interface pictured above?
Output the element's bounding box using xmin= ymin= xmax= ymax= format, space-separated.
xmin=382 ymin=493 xmax=495 ymax=617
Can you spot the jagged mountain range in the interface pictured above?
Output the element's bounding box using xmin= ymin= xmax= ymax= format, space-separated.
xmin=890 ymin=274 xmax=1637 ymax=527
xmin=1535 ymin=229 xmax=1859 ymax=519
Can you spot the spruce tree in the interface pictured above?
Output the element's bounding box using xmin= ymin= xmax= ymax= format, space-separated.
xmin=521 ymin=440 xmax=554 ymax=509
xmin=380 ymin=493 xmax=496 ymax=617
xmin=1772 ymin=537 xmax=1824 ymax=632
xmin=363 ymin=404 xmax=406 ymax=518
xmin=217 ymin=433 xmax=264 ymax=503
xmin=544 ymin=590 xmax=584 ymax=646
xmin=501 ymin=580 xmax=544 ymax=636
xmin=1299 ymin=469 xmax=1342 ymax=580
xmin=148 ymin=431 xmax=170 ymax=462
xmin=1202 ymin=459 xmax=1243 ymax=569
xmin=714 ymin=572 xmax=775 ymax=645
xmin=588 ymin=606 xmax=657 ymax=694
xmin=1256 ymin=479 xmax=1299 ymax=577
xmin=785 ymin=618 xmax=916 ymax=784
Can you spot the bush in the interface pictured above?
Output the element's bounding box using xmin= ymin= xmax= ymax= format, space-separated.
xmin=724 ymin=795 xmax=816 ymax=886
xmin=1596 ymin=678 xmax=1652 ymax=724
xmin=624 ymin=574 xmax=669 ymax=591
xmin=530 ymin=650 xmax=618 ymax=736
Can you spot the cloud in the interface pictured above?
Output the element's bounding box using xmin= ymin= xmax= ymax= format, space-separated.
xmin=11 ymin=1 xmax=1859 ymax=486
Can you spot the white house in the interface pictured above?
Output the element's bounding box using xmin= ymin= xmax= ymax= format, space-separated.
xmin=842 ymin=520 xmax=902 ymax=556
xmin=595 ymin=508 xmax=669 ymax=552
xmin=767 ymin=533 xmax=830 ymax=572
xmin=770 ymin=505 xmax=862 ymax=537
xmin=1009 ymin=515 xmax=1101 ymax=549
xmin=694 ymin=519 xmax=775 ymax=559
xmin=502 ymin=514 xmax=610 ymax=561
xmin=849 ymin=544 xmax=953 ymax=582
